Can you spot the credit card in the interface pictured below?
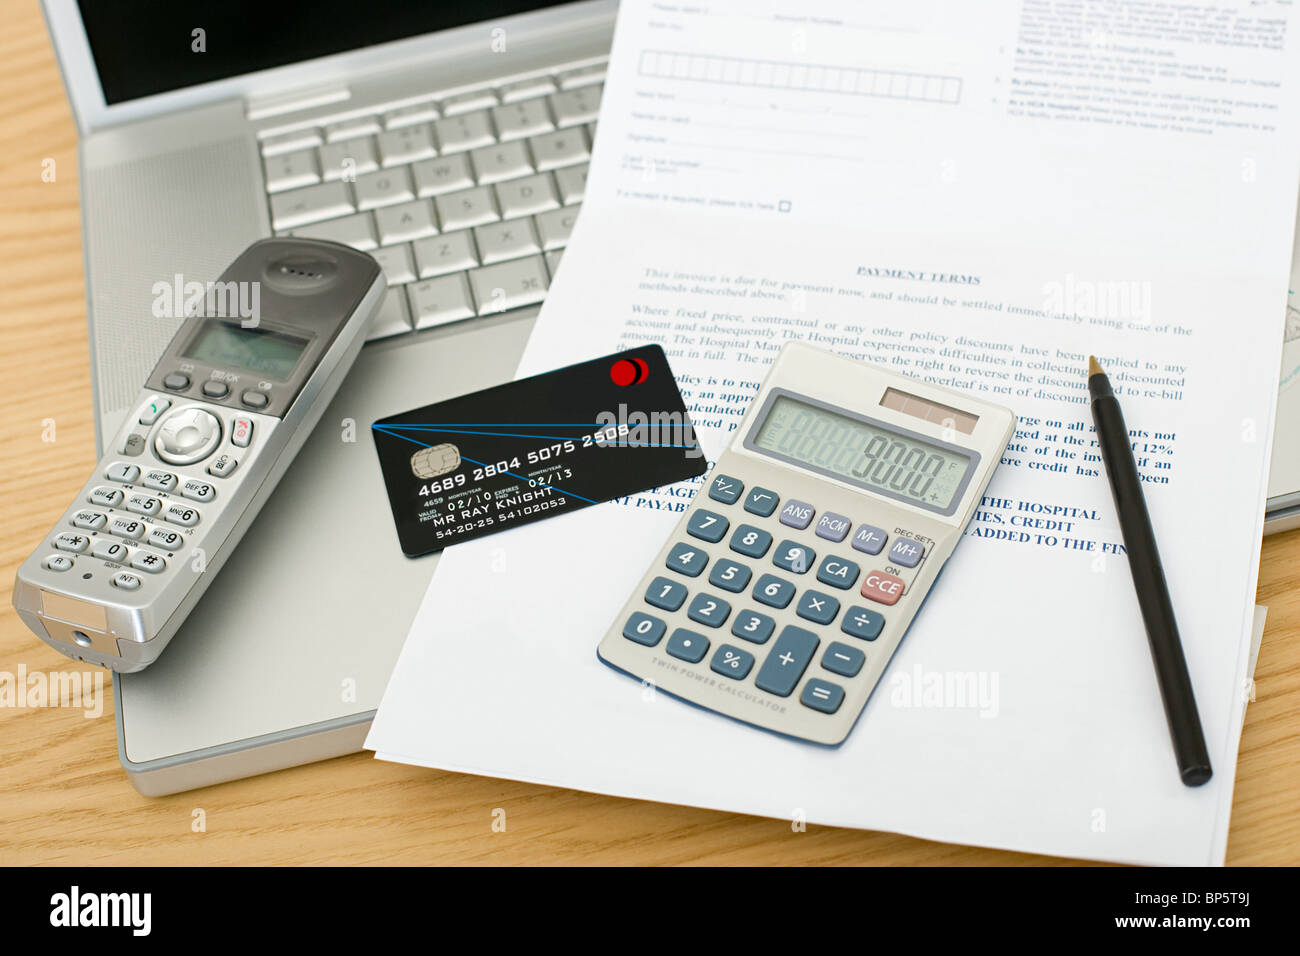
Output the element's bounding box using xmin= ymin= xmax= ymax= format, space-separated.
xmin=372 ymin=345 xmax=706 ymax=557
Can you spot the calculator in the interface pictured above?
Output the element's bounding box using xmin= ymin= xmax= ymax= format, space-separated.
xmin=597 ymin=342 xmax=1016 ymax=745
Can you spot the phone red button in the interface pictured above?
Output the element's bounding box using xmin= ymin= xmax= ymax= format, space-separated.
xmin=860 ymin=570 xmax=905 ymax=606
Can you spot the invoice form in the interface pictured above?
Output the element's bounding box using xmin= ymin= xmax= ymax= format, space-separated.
xmin=368 ymin=0 xmax=1300 ymax=864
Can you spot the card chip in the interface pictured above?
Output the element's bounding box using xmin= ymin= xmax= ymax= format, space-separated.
xmin=410 ymin=443 xmax=460 ymax=479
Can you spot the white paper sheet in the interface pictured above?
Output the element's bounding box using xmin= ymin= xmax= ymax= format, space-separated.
xmin=368 ymin=0 xmax=1300 ymax=865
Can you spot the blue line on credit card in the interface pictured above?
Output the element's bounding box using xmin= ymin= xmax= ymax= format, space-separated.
xmin=372 ymin=424 xmax=602 ymax=505
xmin=373 ymin=424 xmax=700 ymax=450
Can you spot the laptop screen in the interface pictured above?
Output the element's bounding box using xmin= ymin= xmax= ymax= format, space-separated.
xmin=77 ymin=0 xmax=576 ymax=105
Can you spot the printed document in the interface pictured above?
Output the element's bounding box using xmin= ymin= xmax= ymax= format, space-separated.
xmin=368 ymin=0 xmax=1300 ymax=864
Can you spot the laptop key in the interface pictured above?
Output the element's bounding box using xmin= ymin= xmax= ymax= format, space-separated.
xmin=320 ymin=138 xmax=378 ymax=181
xmin=324 ymin=116 xmax=381 ymax=142
xmin=495 ymin=173 xmax=559 ymax=219
xmin=499 ymin=77 xmax=557 ymax=102
xmin=407 ymin=273 xmax=476 ymax=329
xmin=412 ymin=154 xmax=475 ymax=197
xmin=264 ymin=148 xmax=320 ymax=193
xmin=474 ymin=218 xmax=541 ymax=265
xmin=554 ymin=163 xmax=588 ymax=204
xmin=491 ymin=99 xmax=554 ymax=141
xmin=440 ymin=89 xmax=499 ymax=116
xmin=545 ymin=248 xmax=564 ymax=277
xmin=550 ymin=85 xmax=602 ymax=127
xmin=261 ymin=128 xmax=322 ymax=156
xmin=288 ymin=212 xmax=376 ymax=250
xmin=528 ymin=128 xmax=590 ymax=171
xmin=469 ymin=140 xmax=534 ymax=184
xmin=374 ymin=199 xmax=438 ymax=245
xmin=435 ymin=186 xmax=499 ymax=231
xmin=270 ymin=181 xmax=354 ymax=229
xmin=557 ymin=63 xmax=606 ymax=89
xmin=369 ymin=244 xmax=416 ymax=286
xmin=468 ymin=255 xmax=549 ymax=315
xmin=383 ymin=101 xmax=440 ymax=129
xmin=366 ymin=289 xmax=413 ymax=341
xmin=434 ymin=111 xmax=496 ymax=153
xmin=377 ymin=125 xmax=437 ymax=166
xmin=534 ymin=206 xmax=577 ymax=250
xmin=355 ymin=168 xmax=415 ymax=210
xmin=413 ymin=231 xmax=479 ymax=277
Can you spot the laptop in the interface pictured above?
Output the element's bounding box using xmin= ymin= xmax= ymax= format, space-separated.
xmin=41 ymin=0 xmax=616 ymax=793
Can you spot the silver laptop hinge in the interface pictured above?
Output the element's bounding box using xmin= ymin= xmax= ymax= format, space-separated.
xmin=247 ymin=84 xmax=351 ymax=122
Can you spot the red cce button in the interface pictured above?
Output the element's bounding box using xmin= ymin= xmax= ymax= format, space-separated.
xmin=860 ymin=570 xmax=905 ymax=606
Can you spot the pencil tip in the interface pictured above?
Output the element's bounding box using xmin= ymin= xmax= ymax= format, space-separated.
xmin=1088 ymin=355 xmax=1103 ymax=377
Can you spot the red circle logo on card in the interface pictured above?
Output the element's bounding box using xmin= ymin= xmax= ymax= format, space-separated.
xmin=610 ymin=357 xmax=649 ymax=386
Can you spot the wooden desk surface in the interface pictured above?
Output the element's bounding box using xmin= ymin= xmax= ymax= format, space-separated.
xmin=1 ymin=0 xmax=1296 ymax=867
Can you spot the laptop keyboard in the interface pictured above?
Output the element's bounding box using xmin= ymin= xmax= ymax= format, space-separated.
xmin=259 ymin=60 xmax=605 ymax=340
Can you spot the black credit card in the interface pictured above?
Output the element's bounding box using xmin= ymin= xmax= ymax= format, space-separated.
xmin=372 ymin=345 xmax=706 ymax=557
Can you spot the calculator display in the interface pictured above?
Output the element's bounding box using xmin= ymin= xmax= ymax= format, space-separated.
xmin=749 ymin=393 xmax=973 ymax=512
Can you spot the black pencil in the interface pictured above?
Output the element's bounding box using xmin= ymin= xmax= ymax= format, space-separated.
xmin=1088 ymin=357 xmax=1212 ymax=787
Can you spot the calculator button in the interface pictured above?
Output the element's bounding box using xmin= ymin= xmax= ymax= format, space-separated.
xmin=687 ymin=593 xmax=731 ymax=628
xmin=207 ymin=453 xmax=239 ymax=478
xmin=181 ymin=479 xmax=216 ymax=502
xmin=729 ymin=524 xmax=772 ymax=558
xmin=142 ymin=469 xmax=178 ymax=492
xmin=162 ymin=372 xmax=190 ymax=391
xmin=163 ymin=502 xmax=201 ymax=527
xmin=707 ymin=474 xmax=743 ymax=505
xmin=778 ymin=499 xmax=815 ymax=529
xmin=201 ymin=380 xmax=230 ymax=399
xmin=126 ymin=493 xmax=163 ymax=517
xmin=755 ymin=625 xmax=818 ymax=697
xmin=138 ymin=395 xmax=171 ymax=425
xmin=231 ymin=417 xmax=254 ymax=447
xmin=731 ymin=610 xmax=775 ymax=644
xmin=753 ymin=573 xmax=795 ymax=609
xmin=742 ymin=487 xmax=779 ymax=517
xmin=851 ymin=524 xmax=888 ymax=555
xmin=666 ymin=628 xmax=709 ymax=663
xmin=44 ymin=555 xmax=74 ymax=572
xmin=686 ymin=509 xmax=729 ymax=543
xmin=623 ymin=611 xmax=666 ymax=646
xmin=72 ymin=510 xmax=107 ymax=531
xmin=89 ymin=486 xmax=124 ymax=508
xmin=665 ymin=542 xmax=708 ymax=577
xmin=814 ymin=512 xmax=852 ymax=542
xmin=841 ymin=606 xmax=885 ymax=641
xmin=822 ymin=642 xmax=865 ymax=677
xmin=109 ymin=515 xmax=147 ymax=540
xmin=861 ymin=570 xmax=906 ymax=606
xmin=796 ymin=589 xmax=840 ymax=625
xmin=801 ymin=678 xmax=845 ymax=714
xmin=773 ymin=540 xmax=815 ymax=574
xmin=644 ymin=576 xmax=688 ymax=612
xmin=708 ymin=558 xmax=752 ymax=593
xmin=147 ymin=527 xmax=184 ymax=551
xmin=92 ymin=539 xmax=130 ymax=563
xmin=111 ymin=572 xmax=142 ymax=591
xmin=710 ymin=644 xmax=756 ymax=680
xmin=888 ymin=537 xmax=924 ymax=568
xmin=130 ymin=552 xmax=167 ymax=574
xmin=816 ymin=555 xmax=860 ymax=590
xmin=54 ymin=533 xmax=90 ymax=553
xmin=106 ymin=462 xmax=141 ymax=483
